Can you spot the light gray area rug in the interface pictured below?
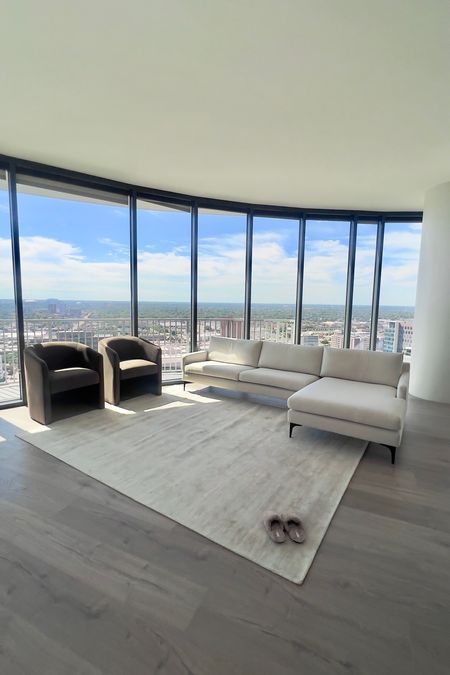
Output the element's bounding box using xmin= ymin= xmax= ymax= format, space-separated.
xmin=14 ymin=385 xmax=367 ymax=584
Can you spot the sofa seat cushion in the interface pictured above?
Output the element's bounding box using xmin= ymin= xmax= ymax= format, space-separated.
xmin=288 ymin=377 xmax=405 ymax=431
xmin=119 ymin=359 xmax=158 ymax=380
xmin=184 ymin=360 xmax=255 ymax=381
xmin=207 ymin=336 xmax=262 ymax=367
xmin=49 ymin=367 xmax=99 ymax=394
xmin=239 ymin=367 xmax=318 ymax=391
xmin=258 ymin=342 xmax=323 ymax=376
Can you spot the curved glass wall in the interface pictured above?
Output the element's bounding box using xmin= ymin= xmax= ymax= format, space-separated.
xmin=0 ymin=156 xmax=422 ymax=406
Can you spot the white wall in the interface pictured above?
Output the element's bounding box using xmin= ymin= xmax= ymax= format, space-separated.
xmin=410 ymin=182 xmax=450 ymax=403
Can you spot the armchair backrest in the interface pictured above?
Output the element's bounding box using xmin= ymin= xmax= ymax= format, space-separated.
xmin=100 ymin=336 xmax=143 ymax=362
xmin=31 ymin=342 xmax=86 ymax=370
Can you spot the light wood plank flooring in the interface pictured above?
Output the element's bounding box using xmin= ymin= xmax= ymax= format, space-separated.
xmin=0 ymin=394 xmax=449 ymax=675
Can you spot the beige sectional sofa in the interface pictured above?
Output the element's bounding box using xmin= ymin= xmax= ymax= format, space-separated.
xmin=182 ymin=337 xmax=409 ymax=463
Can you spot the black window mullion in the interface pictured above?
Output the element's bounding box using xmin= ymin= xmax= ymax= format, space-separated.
xmin=8 ymin=163 xmax=26 ymax=404
xmin=190 ymin=204 xmax=198 ymax=351
xmin=343 ymin=218 xmax=357 ymax=348
xmin=294 ymin=216 xmax=306 ymax=344
xmin=369 ymin=217 xmax=385 ymax=350
xmin=243 ymin=211 xmax=253 ymax=340
xmin=130 ymin=191 xmax=138 ymax=336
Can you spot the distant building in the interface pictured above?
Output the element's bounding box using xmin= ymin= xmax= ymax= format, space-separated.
xmin=220 ymin=319 xmax=244 ymax=339
xmin=301 ymin=334 xmax=319 ymax=347
xmin=383 ymin=320 xmax=413 ymax=355
xmin=350 ymin=333 xmax=370 ymax=350
xmin=329 ymin=331 xmax=371 ymax=350
xmin=330 ymin=332 xmax=344 ymax=349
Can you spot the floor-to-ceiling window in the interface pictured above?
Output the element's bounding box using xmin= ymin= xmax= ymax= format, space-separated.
xmin=0 ymin=170 xmax=21 ymax=403
xmin=16 ymin=175 xmax=130 ymax=350
xmin=350 ymin=221 xmax=378 ymax=349
xmin=301 ymin=220 xmax=350 ymax=347
xmin=250 ymin=217 xmax=299 ymax=342
xmin=377 ymin=221 xmax=422 ymax=354
xmin=197 ymin=208 xmax=246 ymax=348
xmin=137 ymin=199 xmax=191 ymax=379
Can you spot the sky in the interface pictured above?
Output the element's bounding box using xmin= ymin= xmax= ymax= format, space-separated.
xmin=0 ymin=182 xmax=422 ymax=306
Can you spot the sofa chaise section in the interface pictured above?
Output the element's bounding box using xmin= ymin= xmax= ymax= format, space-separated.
xmin=288 ymin=347 xmax=408 ymax=463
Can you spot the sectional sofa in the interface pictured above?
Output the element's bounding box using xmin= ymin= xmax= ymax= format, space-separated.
xmin=182 ymin=336 xmax=409 ymax=464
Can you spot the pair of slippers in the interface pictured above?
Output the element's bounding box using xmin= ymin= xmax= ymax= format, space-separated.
xmin=263 ymin=513 xmax=305 ymax=544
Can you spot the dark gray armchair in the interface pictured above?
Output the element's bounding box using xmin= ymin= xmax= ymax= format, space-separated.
xmin=24 ymin=341 xmax=104 ymax=425
xmin=98 ymin=336 xmax=162 ymax=405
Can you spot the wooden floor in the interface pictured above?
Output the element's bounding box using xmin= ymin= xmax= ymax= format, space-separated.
xmin=0 ymin=395 xmax=449 ymax=675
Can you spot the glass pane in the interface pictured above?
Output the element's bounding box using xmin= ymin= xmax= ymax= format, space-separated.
xmin=350 ymin=222 xmax=377 ymax=349
xmin=250 ymin=217 xmax=298 ymax=342
xmin=378 ymin=222 xmax=422 ymax=354
xmin=137 ymin=199 xmax=191 ymax=380
xmin=302 ymin=220 xmax=350 ymax=348
xmin=0 ymin=172 xmax=21 ymax=403
xmin=197 ymin=209 xmax=246 ymax=348
xmin=17 ymin=177 xmax=131 ymax=351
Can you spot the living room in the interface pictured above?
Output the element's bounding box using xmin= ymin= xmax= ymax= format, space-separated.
xmin=0 ymin=2 xmax=449 ymax=674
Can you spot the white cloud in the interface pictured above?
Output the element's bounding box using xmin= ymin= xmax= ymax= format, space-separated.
xmin=0 ymin=225 xmax=422 ymax=306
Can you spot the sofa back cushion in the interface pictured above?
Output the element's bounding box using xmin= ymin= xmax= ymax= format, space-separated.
xmin=320 ymin=347 xmax=403 ymax=387
xmin=208 ymin=337 xmax=262 ymax=367
xmin=258 ymin=342 xmax=323 ymax=376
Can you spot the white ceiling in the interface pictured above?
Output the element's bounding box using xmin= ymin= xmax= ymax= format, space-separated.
xmin=1 ymin=0 xmax=449 ymax=211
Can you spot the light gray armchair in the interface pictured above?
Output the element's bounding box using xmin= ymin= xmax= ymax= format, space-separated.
xmin=98 ymin=335 xmax=162 ymax=405
xmin=24 ymin=341 xmax=104 ymax=425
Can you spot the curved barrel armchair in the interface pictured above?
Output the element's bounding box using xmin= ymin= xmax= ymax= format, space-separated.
xmin=24 ymin=342 xmax=104 ymax=425
xmin=98 ymin=336 xmax=162 ymax=405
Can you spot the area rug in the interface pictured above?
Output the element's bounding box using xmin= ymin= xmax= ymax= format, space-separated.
xmin=14 ymin=385 xmax=367 ymax=584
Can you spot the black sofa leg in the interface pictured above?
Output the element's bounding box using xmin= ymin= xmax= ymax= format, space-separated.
xmin=381 ymin=444 xmax=397 ymax=464
xmin=389 ymin=445 xmax=397 ymax=465
xmin=183 ymin=381 xmax=187 ymax=391
xmin=289 ymin=422 xmax=302 ymax=438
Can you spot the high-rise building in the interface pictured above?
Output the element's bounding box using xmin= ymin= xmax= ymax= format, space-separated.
xmin=382 ymin=320 xmax=414 ymax=355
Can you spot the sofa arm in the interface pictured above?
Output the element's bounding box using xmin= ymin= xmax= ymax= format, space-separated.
xmin=139 ymin=337 xmax=162 ymax=366
xmin=397 ymin=369 xmax=410 ymax=400
xmin=182 ymin=350 xmax=208 ymax=371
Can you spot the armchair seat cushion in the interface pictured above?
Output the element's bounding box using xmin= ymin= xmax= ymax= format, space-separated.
xmin=49 ymin=367 xmax=100 ymax=394
xmin=288 ymin=377 xmax=405 ymax=431
xmin=119 ymin=358 xmax=159 ymax=380
xmin=184 ymin=360 xmax=254 ymax=381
